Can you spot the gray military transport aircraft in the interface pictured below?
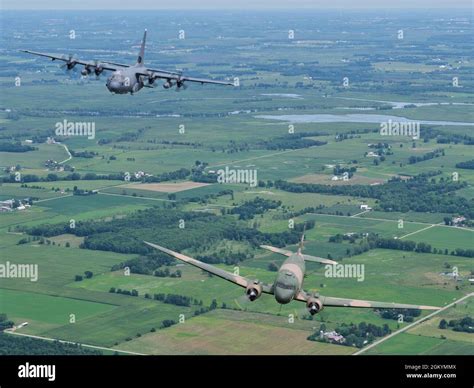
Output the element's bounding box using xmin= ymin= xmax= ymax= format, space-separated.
xmin=144 ymin=232 xmax=440 ymax=316
xmin=21 ymin=30 xmax=234 ymax=94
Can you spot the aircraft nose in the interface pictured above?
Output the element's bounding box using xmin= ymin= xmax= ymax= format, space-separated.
xmin=106 ymin=80 xmax=121 ymax=92
xmin=274 ymin=287 xmax=294 ymax=304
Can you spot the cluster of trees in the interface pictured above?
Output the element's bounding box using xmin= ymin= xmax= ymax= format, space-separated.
xmin=73 ymin=188 xmax=97 ymax=196
xmin=154 ymin=139 xmax=202 ymax=147
xmin=335 ymin=129 xmax=375 ymax=142
xmin=420 ymin=128 xmax=474 ymax=145
xmin=439 ymin=317 xmax=473 ymax=333
xmin=141 ymin=319 xmax=180 ymax=334
xmin=160 ymin=320 xmax=177 ymax=329
xmin=197 ymin=250 xmax=250 ymax=266
xmin=333 ymin=165 xmax=357 ymax=178
xmin=369 ymin=235 xmax=474 ymax=257
xmin=154 ymin=268 xmax=182 ymax=278
xmin=259 ymin=135 xmax=327 ymax=150
xmin=408 ymin=148 xmax=444 ymax=164
xmin=190 ymin=161 xmax=216 ymax=183
xmin=109 ymin=288 xmax=139 ymax=297
xmin=0 ymin=314 xmax=14 ymax=332
xmin=272 ymin=172 xmax=473 ymax=217
xmin=450 ymin=248 xmax=474 ymax=258
xmin=367 ymin=235 xmax=432 ymax=253
xmin=1 ymin=167 xmax=191 ymax=184
xmin=112 ymin=127 xmax=149 ymax=143
xmin=369 ymin=142 xmax=390 ymax=150
xmin=69 ymin=150 xmax=97 ymax=158
xmin=0 ymin=142 xmax=37 ymax=152
xmin=173 ymin=189 xmax=234 ymax=203
xmin=142 ymin=168 xmax=190 ymax=183
xmin=0 ymin=334 xmax=102 ymax=355
xmin=308 ymin=322 xmax=391 ymax=348
xmin=455 ymin=160 xmax=474 ymax=170
xmin=152 ymin=293 xmax=193 ymax=307
xmin=378 ymin=308 xmax=422 ymax=323
xmin=231 ymin=197 xmax=282 ymax=220
xmin=111 ymin=253 xmax=175 ymax=275
xmin=272 ymin=205 xmax=324 ymax=220
xmin=74 ymin=271 xmax=93 ymax=282
xmin=22 ymin=207 xmax=313 ymax=262
xmin=328 ymin=232 xmax=474 ymax=259
xmin=16 ymin=235 xmax=68 ymax=246
xmin=329 ymin=233 xmax=362 ymax=244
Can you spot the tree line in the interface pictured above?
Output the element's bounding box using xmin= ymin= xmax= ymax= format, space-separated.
xmin=271 ymin=172 xmax=473 ymax=218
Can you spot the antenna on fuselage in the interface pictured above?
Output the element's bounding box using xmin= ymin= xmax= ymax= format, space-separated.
xmin=297 ymin=223 xmax=306 ymax=255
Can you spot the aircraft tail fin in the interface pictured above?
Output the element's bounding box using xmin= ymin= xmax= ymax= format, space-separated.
xmin=137 ymin=29 xmax=147 ymax=65
xmin=297 ymin=223 xmax=306 ymax=255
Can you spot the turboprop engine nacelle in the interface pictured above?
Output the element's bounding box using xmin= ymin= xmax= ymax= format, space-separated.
xmin=81 ymin=66 xmax=92 ymax=76
xmin=245 ymin=282 xmax=263 ymax=301
xmin=306 ymin=297 xmax=323 ymax=315
xmin=163 ymin=80 xmax=173 ymax=89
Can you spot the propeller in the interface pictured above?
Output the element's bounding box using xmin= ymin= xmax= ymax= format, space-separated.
xmin=147 ymin=72 xmax=158 ymax=86
xmin=295 ymin=291 xmax=325 ymax=320
xmin=80 ymin=61 xmax=104 ymax=80
xmin=93 ymin=61 xmax=105 ymax=79
xmin=233 ymin=293 xmax=253 ymax=311
xmin=294 ymin=304 xmax=314 ymax=320
xmin=60 ymin=54 xmax=78 ymax=73
xmin=175 ymin=78 xmax=187 ymax=92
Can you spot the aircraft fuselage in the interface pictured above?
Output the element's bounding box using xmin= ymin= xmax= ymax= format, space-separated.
xmin=106 ymin=65 xmax=146 ymax=94
xmin=273 ymin=253 xmax=305 ymax=304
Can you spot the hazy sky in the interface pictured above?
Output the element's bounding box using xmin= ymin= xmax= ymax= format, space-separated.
xmin=2 ymin=0 xmax=471 ymax=10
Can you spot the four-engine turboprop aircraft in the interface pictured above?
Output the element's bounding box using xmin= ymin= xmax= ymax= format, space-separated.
xmin=21 ymin=30 xmax=234 ymax=95
xmin=144 ymin=232 xmax=440 ymax=316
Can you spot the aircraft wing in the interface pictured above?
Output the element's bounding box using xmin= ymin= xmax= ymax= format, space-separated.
xmin=144 ymin=241 xmax=273 ymax=293
xmin=101 ymin=62 xmax=183 ymax=75
xmin=147 ymin=67 xmax=184 ymax=75
xmin=179 ymin=76 xmax=234 ymax=86
xmin=102 ymin=61 xmax=181 ymax=76
xmin=20 ymin=50 xmax=118 ymax=71
xmin=100 ymin=61 xmax=131 ymax=68
xmin=136 ymin=71 xmax=234 ymax=86
xmin=295 ymin=290 xmax=440 ymax=310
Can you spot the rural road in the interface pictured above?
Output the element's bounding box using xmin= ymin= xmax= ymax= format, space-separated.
xmin=57 ymin=143 xmax=72 ymax=165
xmin=353 ymin=292 xmax=474 ymax=355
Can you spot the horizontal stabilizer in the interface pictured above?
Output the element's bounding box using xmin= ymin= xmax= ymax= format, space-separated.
xmin=260 ymin=245 xmax=292 ymax=256
xmin=302 ymin=254 xmax=337 ymax=265
xmin=260 ymin=245 xmax=337 ymax=265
